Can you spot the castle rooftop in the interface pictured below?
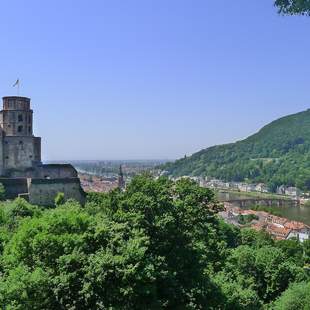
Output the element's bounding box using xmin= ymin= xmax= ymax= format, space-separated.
xmin=2 ymin=96 xmax=30 ymax=100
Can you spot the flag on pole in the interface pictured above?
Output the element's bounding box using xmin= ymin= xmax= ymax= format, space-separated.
xmin=13 ymin=79 xmax=19 ymax=87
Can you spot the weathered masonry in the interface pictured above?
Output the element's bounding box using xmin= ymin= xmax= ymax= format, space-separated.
xmin=0 ymin=96 xmax=40 ymax=174
xmin=0 ymin=96 xmax=85 ymax=206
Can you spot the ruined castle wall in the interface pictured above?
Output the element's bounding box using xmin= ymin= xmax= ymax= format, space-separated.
xmin=7 ymin=167 xmax=36 ymax=178
xmin=33 ymin=137 xmax=41 ymax=162
xmin=28 ymin=178 xmax=85 ymax=206
xmin=0 ymin=178 xmax=28 ymax=199
xmin=8 ymin=164 xmax=76 ymax=178
xmin=3 ymin=136 xmax=41 ymax=170
xmin=36 ymin=164 xmax=78 ymax=178
xmin=0 ymin=130 xmax=4 ymax=176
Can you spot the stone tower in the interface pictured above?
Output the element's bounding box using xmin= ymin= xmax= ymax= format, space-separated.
xmin=0 ymin=93 xmax=85 ymax=206
xmin=0 ymin=96 xmax=41 ymax=175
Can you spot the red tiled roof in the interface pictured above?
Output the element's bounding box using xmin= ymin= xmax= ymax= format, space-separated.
xmin=284 ymin=221 xmax=306 ymax=230
xmin=266 ymin=224 xmax=291 ymax=239
xmin=240 ymin=210 xmax=257 ymax=215
xmin=251 ymin=223 xmax=265 ymax=231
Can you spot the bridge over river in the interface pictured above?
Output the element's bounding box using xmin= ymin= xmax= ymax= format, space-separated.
xmin=222 ymin=197 xmax=299 ymax=208
xmin=217 ymin=191 xmax=310 ymax=225
xmin=217 ymin=191 xmax=299 ymax=208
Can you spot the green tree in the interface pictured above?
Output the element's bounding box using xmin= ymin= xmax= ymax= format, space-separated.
xmin=272 ymin=281 xmax=310 ymax=309
xmin=214 ymin=273 xmax=262 ymax=309
xmin=0 ymin=176 xmax=229 ymax=309
xmin=0 ymin=202 xmax=157 ymax=309
xmin=240 ymin=228 xmax=274 ymax=248
xmin=302 ymin=239 xmax=310 ymax=264
xmin=0 ymin=183 xmax=5 ymax=201
xmin=0 ymin=265 xmax=56 ymax=310
xmin=275 ymin=0 xmax=310 ymax=15
xmin=0 ymin=175 xmax=308 ymax=308
xmin=219 ymin=245 xmax=307 ymax=304
xmin=276 ymin=239 xmax=304 ymax=265
xmin=1 ymin=197 xmax=41 ymax=231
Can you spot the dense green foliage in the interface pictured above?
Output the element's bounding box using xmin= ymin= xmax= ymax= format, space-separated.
xmin=237 ymin=214 xmax=259 ymax=225
xmin=163 ymin=109 xmax=310 ymax=191
xmin=275 ymin=0 xmax=310 ymax=15
xmin=0 ymin=175 xmax=309 ymax=309
xmin=0 ymin=183 xmax=5 ymax=201
xmin=272 ymin=281 xmax=310 ymax=309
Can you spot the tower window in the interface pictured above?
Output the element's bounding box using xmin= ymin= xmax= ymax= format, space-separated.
xmin=28 ymin=115 xmax=31 ymax=123
xmin=18 ymin=126 xmax=23 ymax=133
xmin=19 ymin=141 xmax=23 ymax=145
xmin=28 ymin=126 xmax=31 ymax=134
xmin=18 ymin=114 xmax=23 ymax=122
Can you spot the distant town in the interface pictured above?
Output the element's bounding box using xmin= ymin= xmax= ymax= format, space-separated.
xmin=220 ymin=203 xmax=310 ymax=242
xmin=67 ymin=160 xmax=308 ymax=201
xmin=55 ymin=160 xmax=167 ymax=193
xmin=161 ymin=173 xmax=309 ymax=202
xmin=67 ymin=160 xmax=310 ymax=243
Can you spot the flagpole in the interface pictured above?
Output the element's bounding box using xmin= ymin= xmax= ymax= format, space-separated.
xmin=13 ymin=79 xmax=20 ymax=96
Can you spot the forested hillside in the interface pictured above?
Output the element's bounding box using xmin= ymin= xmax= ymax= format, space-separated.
xmin=0 ymin=175 xmax=309 ymax=309
xmin=162 ymin=109 xmax=310 ymax=191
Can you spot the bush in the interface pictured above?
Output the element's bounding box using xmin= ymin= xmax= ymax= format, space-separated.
xmin=237 ymin=214 xmax=259 ymax=225
xmin=54 ymin=192 xmax=65 ymax=207
xmin=0 ymin=183 xmax=5 ymax=201
xmin=272 ymin=281 xmax=310 ymax=309
xmin=1 ymin=198 xmax=41 ymax=231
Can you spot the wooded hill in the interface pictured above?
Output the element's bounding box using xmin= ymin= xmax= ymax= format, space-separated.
xmin=162 ymin=109 xmax=310 ymax=191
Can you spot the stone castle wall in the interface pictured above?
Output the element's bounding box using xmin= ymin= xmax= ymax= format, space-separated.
xmin=0 ymin=176 xmax=85 ymax=206
xmin=28 ymin=178 xmax=85 ymax=206
xmin=3 ymin=136 xmax=41 ymax=171
xmin=35 ymin=164 xmax=78 ymax=179
xmin=0 ymin=178 xmax=28 ymax=199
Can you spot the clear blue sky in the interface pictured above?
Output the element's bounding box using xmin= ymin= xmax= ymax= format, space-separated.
xmin=0 ymin=0 xmax=309 ymax=160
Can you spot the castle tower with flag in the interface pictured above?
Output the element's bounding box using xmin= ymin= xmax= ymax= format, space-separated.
xmin=0 ymin=96 xmax=41 ymax=175
xmin=0 ymin=95 xmax=85 ymax=206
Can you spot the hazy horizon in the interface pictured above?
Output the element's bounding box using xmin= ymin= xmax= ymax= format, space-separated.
xmin=1 ymin=0 xmax=310 ymax=160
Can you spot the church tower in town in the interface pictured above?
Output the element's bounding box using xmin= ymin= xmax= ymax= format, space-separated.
xmin=118 ymin=165 xmax=125 ymax=191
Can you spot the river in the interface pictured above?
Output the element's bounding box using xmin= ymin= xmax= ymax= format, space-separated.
xmin=217 ymin=191 xmax=310 ymax=226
